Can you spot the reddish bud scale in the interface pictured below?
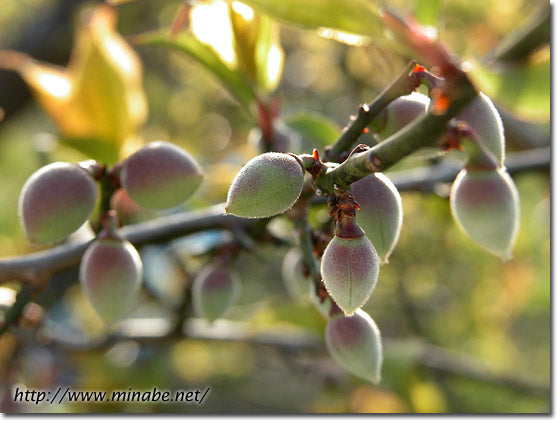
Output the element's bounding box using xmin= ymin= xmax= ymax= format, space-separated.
xmin=325 ymin=309 xmax=383 ymax=384
xmin=80 ymin=237 xmax=143 ymax=324
xmin=120 ymin=141 xmax=203 ymax=210
xmin=192 ymin=264 xmax=241 ymax=323
xmin=18 ymin=162 xmax=98 ymax=244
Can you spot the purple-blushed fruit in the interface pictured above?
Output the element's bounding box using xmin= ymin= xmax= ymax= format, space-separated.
xmin=225 ymin=152 xmax=304 ymax=218
xmin=457 ymin=92 xmax=505 ymax=165
xmin=281 ymin=248 xmax=312 ymax=303
xmin=120 ymin=141 xmax=203 ymax=210
xmin=370 ymin=92 xmax=430 ymax=139
xmin=18 ymin=162 xmax=98 ymax=244
xmin=192 ymin=263 xmax=241 ymax=323
xmin=80 ymin=237 xmax=143 ymax=324
xmin=351 ymin=173 xmax=403 ymax=263
xmin=248 ymin=122 xmax=302 ymax=153
xmin=321 ymin=218 xmax=379 ymax=316
xmin=325 ymin=309 xmax=383 ymax=384
xmin=450 ymin=167 xmax=519 ymax=259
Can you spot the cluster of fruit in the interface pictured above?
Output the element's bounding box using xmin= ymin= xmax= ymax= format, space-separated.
xmin=224 ymin=91 xmax=519 ymax=383
xmin=18 ymin=141 xmax=205 ymax=324
xmin=17 ymin=86 xmax=519 ymax=384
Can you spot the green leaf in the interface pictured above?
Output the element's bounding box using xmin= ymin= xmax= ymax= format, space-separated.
xmin=237 ymin=0 xmax=384 ymax=38
xmin=135 ymin=31 xmax=255 ymax=111
xmin=470 ymin=58 xmax=550 ymax=122
xmin=254 ymin=15 xmax=284 ymax=93
xmin=415 ymin=0 xmax=440 ymax=28
xmin=285 ymin=112 xmax=340 ymax=148
xmin=229 ymin=4 xmax=284 ymax=93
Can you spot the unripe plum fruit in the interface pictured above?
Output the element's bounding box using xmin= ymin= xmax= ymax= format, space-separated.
xmin=281 ymin=248 xmax=312 ymax=303
xmin=18 ymin=162 xmax=98 ymax=244
xmin=225 ymin=152 xmax=304 ymax=218
xmin=370 ymin=92 xmax=430 ymax=140
xmin=321 ymin=220 xmax=379 ymax=316
xmin=351 ymin=173 xmax=403 ymax=263
xmin=192 ymin=263 xmax=241 ymax=323
xmin=325 ymin=309 xmax=383 ymax=384
xmin=450 ymin=167 xmax=519 ymax=259
xmin=80 ymin=237 xmax=143 ymax=324
xmin=120 ymin=141 xmax=203 ymax=210
xmin=457 ymin=92 xmax=505 ymax=165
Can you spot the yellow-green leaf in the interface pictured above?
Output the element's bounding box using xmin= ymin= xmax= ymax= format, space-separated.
xmin=237 ymin=0 xmax=384 ymax=38
xmin=136 ymin=30 xmax=256 ymax=111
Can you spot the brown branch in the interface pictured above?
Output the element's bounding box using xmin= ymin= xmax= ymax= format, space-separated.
xmin=0 ymin=148 xmax=549 ymax=288
xmin=46 ymin=317 xmax=550 ymax=397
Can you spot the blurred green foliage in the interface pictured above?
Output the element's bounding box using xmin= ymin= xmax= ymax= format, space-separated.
xmin=0 ymin=0 xmax=549 ymax=413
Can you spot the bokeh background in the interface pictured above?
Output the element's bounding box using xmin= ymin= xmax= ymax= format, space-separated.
xmin=0 ymin=0 xmax=550 ymax=413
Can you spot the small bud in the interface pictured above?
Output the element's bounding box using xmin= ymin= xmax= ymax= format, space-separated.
xmin=281 ymin=248 xmax=312 ymax=303
xmin=450 ymin=167 xmax=520 ymax=259
xmin=192 ymin=263 xmax=241 ymax=323
xmin=18 ymin=162 xmax=98 ymax=244
xmin=321 ymin=218 xmax=379 ymax=316
xmin=225 ymin=152 xmax=304 ymax=218
xmin=120 ymin=141 xmax=203 ymax=210
xmin=370 ymin=92 xmax=430 ymax=139
xmin=351 ymin=173 xmax=403 ymax=263
xmin=457 ymin=92 xmax=505 ymax=165
xmin=80 ymin=237 xmax=143 ymax=324
xmin=325 ymin=309 xmax=383 ymax=384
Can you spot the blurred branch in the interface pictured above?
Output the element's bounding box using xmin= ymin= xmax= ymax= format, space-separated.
xmin=0 ymin=148 xmax=549 ymax=288
xmin=483 ymin=4 xmax=550 ymax=64
xmin=0 ymin=283 xmax=34 ymax=336
xmin=47 ymin=317 xmax=550 ymax=397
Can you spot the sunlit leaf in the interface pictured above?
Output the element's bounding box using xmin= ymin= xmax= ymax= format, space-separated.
xmin=469 ymin=56 xmax=550 ymax=123
xmin=229 ymin=2 xmax=284 ymax=93
xmin=136 ymin=31 xmax=255 ymax=111
xmin=237 ymin=0 xmax=384 ymax=39
xmin=0 ymin=5 xmax=148 ymax=163
xmin=285 ymin=112 xmax=340 ymax=148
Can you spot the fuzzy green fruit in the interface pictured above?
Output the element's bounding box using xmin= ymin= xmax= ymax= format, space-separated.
xmin=351 ymin=173 xmax=403 ymax=263
xmin=457 ymin=92 xmax=505 ymax=165
xmin=225 ymin=152 xmax=304 ymax=218
xmin=80 ymin=237 xmax=143 ymax=324
xmin=192 ymin=264 xmax=241 ymax=323
xmin=120 ymin=141 xmax=203 ymax=210
xmin=325 ymin=309 xmax=383 ymax=384
xmin=370 ymin=92 xmax=430 ymax=140
xmin=281 ymin=248 xmax=312 ymax=303
xmin=450 ymin=167 xmax=519 ymax=259
xmin=18 ymin=162 xmax=98 ymax=244
xmin=321 ymin=223 xmax=379 ymax=316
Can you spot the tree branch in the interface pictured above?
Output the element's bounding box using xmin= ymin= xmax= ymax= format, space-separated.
xmin=314 ymin=74 xmax=478 ymax=193
xmin=0 ymin=148 xmax=549 ymax=288
xmin=46 ymin=317 xmax=550 ymax=397
xmin=324 ymin=61 xmax=420 ymax=162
